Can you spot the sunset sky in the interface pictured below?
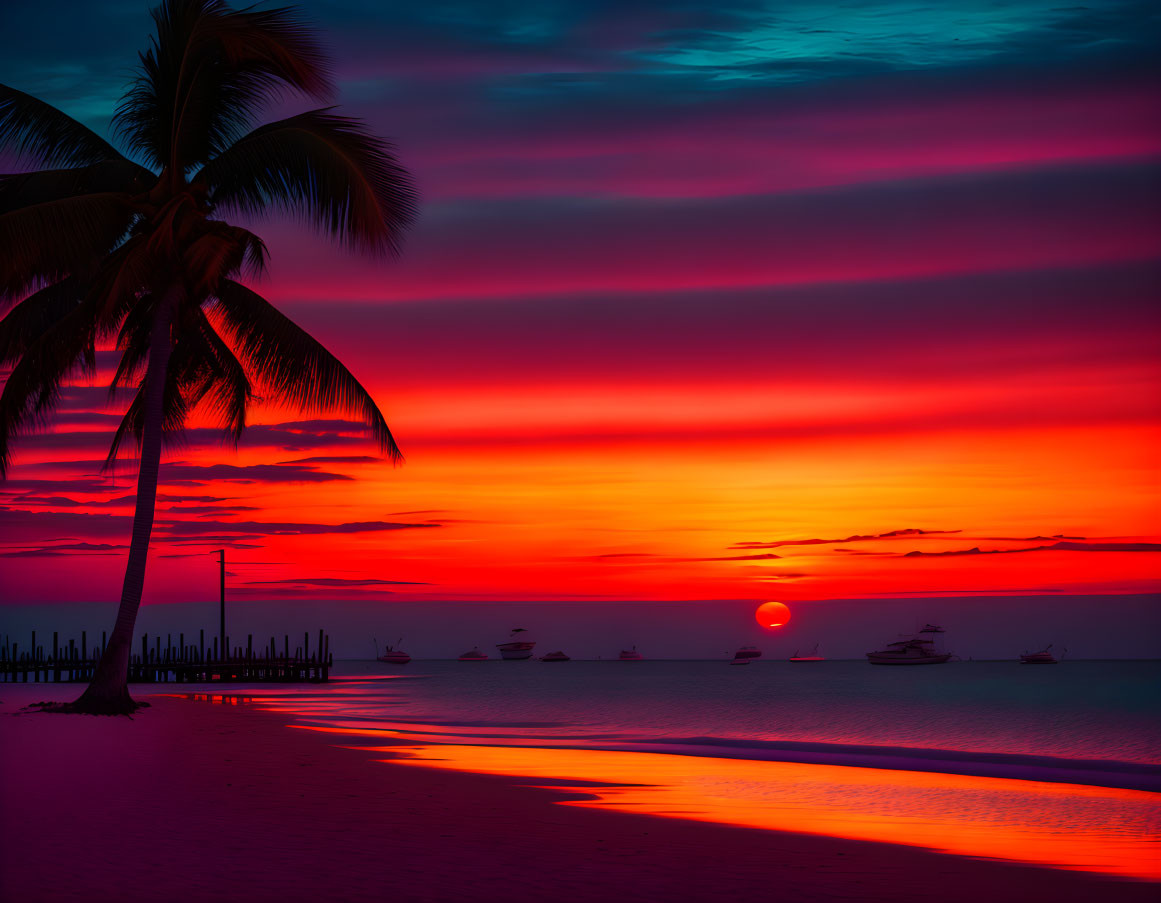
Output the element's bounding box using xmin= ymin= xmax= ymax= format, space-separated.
xmin=1 ymin=0 xmax=1159 ymax=611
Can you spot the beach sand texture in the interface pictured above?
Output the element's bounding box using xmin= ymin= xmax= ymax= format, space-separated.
xmin=2 ymin=688 xmax=1157 ymax=903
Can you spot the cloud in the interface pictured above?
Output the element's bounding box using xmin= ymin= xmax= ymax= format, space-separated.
xmin=0 ymin=495 xmax=87 ymax=508
xmin=264 ymin=162 xmax=1161 ymax=308
xmin=161 ymin=520 xmax=442 ymax=538
xmin=158 ymin=462 xmax=353 ymax=484
xmin=975 ymin=534 xmax=1086 ymax=542
xmin=225 ymin=586 xmax=410 ymax=598
xmin=0 ymin=508 xmax=441 ymax=545
xmin=0 ymin=478 xmax=126 ymax=495
xmin=0 ymin=542 xmax=126 ymax=558
xmin=677 ymin=553 xmax=781 ymax=562
xmin=864 ymin=588 xmax=1068 ymax=595
xmin=732 ymin=529 xmax=960 ymax=549
xmin=276 ymin=455 xmax=384 ymax=465
xmin=0 ymin=508 xmax=130 ymax=539
xmin=903 ymin=542 xmax=1161 ymax=558
xmin=163 ymin=505 xmax=260 ymax=514
xmin=242 ymin=578 xmax=431 ymax=587
xmin=158 ymin=543 xmax=263 ymax=554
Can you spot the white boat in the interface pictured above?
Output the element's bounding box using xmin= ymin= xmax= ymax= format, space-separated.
xmin=619 ymin=646 xmax=643 ymax=661
xmin=540 ymin=650 xmax=571 ymax=662
xmin=458 ymin=647 xmax=488 ymax=662
xmin=496 ymin=628 xmax=536 ymax=660
xmin=866 ymin=624 xmax=951 ymax=665
xmin=790 ymin=644 xmax=824 ymax=663
xmin=1020 ymin=644 xmax=1059 ymax=664
xmin=376 ymin=638 xmax=411 ymax=665
xmin=732 ymin=646 xmax=761 ymax=664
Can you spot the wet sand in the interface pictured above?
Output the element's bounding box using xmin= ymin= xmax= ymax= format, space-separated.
xmin=1 ymin=686 xmax=1156 ymax=903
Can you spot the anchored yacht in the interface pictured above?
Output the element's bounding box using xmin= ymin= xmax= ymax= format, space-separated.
xmin=866 ymin=624 xmax=951 ymax=665
xmin=376 ymin=638 xmax=411 ymax=665
xmin=731 ymin=646 xmax=761 ymax=664
xmin=496 ymin=628 xmax=536 ymax=661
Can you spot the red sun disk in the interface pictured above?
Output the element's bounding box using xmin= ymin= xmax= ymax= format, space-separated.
xmin=755 ymin=601 xmax=792 ymax=629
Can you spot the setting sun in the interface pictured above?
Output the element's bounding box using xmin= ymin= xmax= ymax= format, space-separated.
xmin=755 ymin=601 xmax=792 ymax=629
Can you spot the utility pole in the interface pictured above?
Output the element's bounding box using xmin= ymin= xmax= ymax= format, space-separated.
xmin=219 ymin=549 xmax=226 ymax=660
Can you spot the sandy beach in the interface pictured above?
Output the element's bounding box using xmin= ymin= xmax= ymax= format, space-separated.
xmin=1 ymin=686 xmax=1156 ymax=903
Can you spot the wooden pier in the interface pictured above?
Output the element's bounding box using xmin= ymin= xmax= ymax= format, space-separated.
xmin=0 ymin=629 xmax=331 ymax=683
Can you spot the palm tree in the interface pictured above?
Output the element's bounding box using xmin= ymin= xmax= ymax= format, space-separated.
xmin=0 ymin=0 xmax=416 ymax=713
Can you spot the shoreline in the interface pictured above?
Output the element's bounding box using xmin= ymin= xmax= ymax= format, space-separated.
xmin=2 ymin=686 xmax=1157 ymax=903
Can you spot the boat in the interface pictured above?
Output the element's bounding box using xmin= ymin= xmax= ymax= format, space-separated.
xmin=496 ymin=628 xmax=536 ymax=661
xmin=1020 ymin=644 xmax=1059 ymax=664
xmin=458 ymin=647 xmax=488 ymax=662
xmin=732 ymin=646 xmax=761 ymax=664
xmin=540 ymin=651 xmax=571 ymax=662
xmin=619 ymin=646 xmax=643 ymax=661
xmin=376 ymin=638 xmax=411 ymax=665
xmin=790 ymin=644 xmax=825 ymax=663
xmin=866 ymin=624 xmax=952 ymax=665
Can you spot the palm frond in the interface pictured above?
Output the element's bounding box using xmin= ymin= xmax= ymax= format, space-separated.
xmin=181 ymin=221 xmax=267 ymax=295
xmin=0 ymin=83 xmax=125 ymax=169
xmin=207 ymin=4 xmax=331 ymax=99
xmin=0 ymin=301 xmax=97 ymax=474
xmin=0 ymin=161 xmax=156 ymax=216
xmin=0 ymin=193 xmax=136 ymax=306
xmin=103 ymin=366 xmax=191 ymax=468
xmin=114 ymin=0 xmax=332 ymax=173
xmin=0 ymin=278 xmax=87 ymax=368
xmin=196 ymin=109 xmax=416 ymax=255
xmin=104 ymin=306 xmax=251 ymax=467
xmin=192 ymin=307 xmax=250 ymax=443
xmin=210 ymin=279 xmax=400 ymax=461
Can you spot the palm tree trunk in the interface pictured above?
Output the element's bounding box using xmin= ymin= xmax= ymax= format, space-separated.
xmin=70 ymin=287 xmax=181 ymax=714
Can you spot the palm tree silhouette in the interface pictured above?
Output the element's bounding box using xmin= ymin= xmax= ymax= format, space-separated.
xmin=0 ymin=0 xmax=416 ymax=713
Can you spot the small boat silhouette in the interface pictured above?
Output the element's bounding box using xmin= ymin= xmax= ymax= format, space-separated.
xmin=1020 ymin=644 xmax=1060 ymax=664
xmin=866 ymin=624 xmax=951 ymax=665
xmin=375 ymin=638 xmax=411 ymax=665
xmin=790 ymin=644 xmax=824 ymax=663
xmin=496 ymin=628 xmax=536 ymax=660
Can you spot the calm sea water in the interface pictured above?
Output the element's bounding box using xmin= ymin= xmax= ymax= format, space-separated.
xmin=198 ymin=659 xmax=1161 ymax=879
xmin=267 ymin=659 xmax=1161 ymax=767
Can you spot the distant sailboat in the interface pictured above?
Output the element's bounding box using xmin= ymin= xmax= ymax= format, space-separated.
xmin=540 ymin=651 xmax=571 ymax=662
xmin=458 ymin=647 xmax=488 ymax=662
xmin=731 ymin=646 xmax=761 ymax=665
xmin=1020 ymin=644 xmax=1059 ymax=664
xmin=619 ymin=646 xmax=643 ymax=661
xmin=790 ymin=644 xmax=824 ymax=663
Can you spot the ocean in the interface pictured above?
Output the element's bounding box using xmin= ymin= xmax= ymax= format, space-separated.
xmin=200 ymin=659 xmax=1161 ymax=880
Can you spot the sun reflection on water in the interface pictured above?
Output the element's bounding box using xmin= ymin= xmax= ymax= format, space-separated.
xmin=376 ymin=743 xmax=1161 ymax=881
xmin=281 ymin=720 xmax=1160 ymax=881
xmin=181 ymin=670 xmax=1161 ymax=882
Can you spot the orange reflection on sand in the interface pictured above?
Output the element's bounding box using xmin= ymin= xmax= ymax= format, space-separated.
xmin=374 ymin=743 xmax=1160 ymax=881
